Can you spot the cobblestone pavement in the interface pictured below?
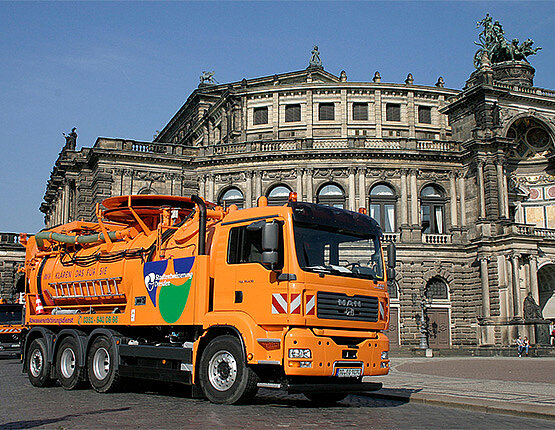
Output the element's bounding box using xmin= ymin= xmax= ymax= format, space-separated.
xmin=367 ymin=356 xmax=555 ymax=419
xmin=1 ymin=358 xmax=553 ymax=429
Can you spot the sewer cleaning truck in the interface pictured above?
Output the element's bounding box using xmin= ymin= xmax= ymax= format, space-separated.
xmin=21 ymin=193 xmax=393 ymax=404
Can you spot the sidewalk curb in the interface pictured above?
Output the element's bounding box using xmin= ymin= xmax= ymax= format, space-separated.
xmin=363 ymin=389 xmax=555 ymax=421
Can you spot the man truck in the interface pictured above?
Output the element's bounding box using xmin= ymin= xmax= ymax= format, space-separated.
xmin=21 ymin=193 xmax=393 ymax=404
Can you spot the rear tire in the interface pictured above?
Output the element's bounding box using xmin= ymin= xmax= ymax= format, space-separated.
xmin=304 ymin=392 xmax=348 ymax=405
xmin=199 ymin=335 xmax=259 ymax=404
xmin=26 ymin=338 xmax=55 ymax=387
xmin=56 ymin=337 xmax=86 ymax=390
xmin=87 ymin=336 xmax=120 ymax=393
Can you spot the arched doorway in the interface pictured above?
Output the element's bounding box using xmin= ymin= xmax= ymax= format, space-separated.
xmin=538 ymin=264 xmax=555 ymax=320
xmin=425 ymin=276 xmax=451 ymax=348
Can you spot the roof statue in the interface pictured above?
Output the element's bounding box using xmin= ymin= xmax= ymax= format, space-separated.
xmin=309 ymin=45 xmax=322 ymax=68
xmin=474 ymin=13 xmax=541 ymax=68
xmin=199 ymin=71 xmax=217 ymax=86
xmin=62 ymin=127 xmax=77 ymax=150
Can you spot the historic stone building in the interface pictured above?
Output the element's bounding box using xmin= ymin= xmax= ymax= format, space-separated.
xmin=28 ymin=24 xmax=555 ymax=349
xmin=0 ymin=232 xmax=25 ymax=302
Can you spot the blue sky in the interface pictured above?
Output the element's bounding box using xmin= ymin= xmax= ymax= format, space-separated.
xmin=1 ymin=1 xmax=553 ymax=233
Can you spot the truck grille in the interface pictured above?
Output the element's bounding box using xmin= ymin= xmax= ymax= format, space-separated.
xmin=317 ymin=291 xmax=379 ymax=322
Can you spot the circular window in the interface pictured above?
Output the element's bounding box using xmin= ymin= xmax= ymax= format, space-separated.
xmin=526 ymin=127 xmax=551 ymax=150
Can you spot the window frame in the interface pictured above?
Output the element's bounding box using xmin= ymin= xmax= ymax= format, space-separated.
xmin=319 ymin=102 xmax=335 ymax=121
xmin=369 ymin=184 xmax=397 ymax=233
xmin=418 ymin=106 xmax=432 ymax=124
xmin=284 ymin=104 xmax=302 ymax=123
xmin=386 ymin=103 xmax=401 ymax=122
xmin=420 ymin=185 xmax=446 ymax=234
xmin=253 ymin=106 xmax=269 ymax=125
xmin=352 ymin=102 xmax=369 ymax=121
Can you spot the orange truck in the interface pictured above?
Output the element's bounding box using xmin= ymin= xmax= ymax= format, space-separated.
xmin=21 ymin=193 xmax=394 ymax=404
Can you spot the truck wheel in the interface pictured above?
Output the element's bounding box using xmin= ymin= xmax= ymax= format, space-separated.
xmin=26 ymin=338 xmax=55 ymax=387
xmin=304 ymin=392 xmax=348 ymax=405
xmin=199 ymin=335 xmax=259 ymax=404
xmin=56 ymin=337 xmax=86 ymax=390
xmin=87 ymin=336 xmax=120 ymax=393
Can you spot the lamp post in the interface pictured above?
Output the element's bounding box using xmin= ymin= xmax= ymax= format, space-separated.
xmin=412 ymin=289 xmax=429 ymax=349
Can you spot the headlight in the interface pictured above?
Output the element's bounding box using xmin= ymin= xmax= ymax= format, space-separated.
xmin=381 ymin=351 xmax=389 ymax=360
xmin=288 ymin=348 xmax=311 ymax=359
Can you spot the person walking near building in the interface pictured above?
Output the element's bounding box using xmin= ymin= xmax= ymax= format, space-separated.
xmin=516 ymin=336 xmax=524 ymax=357
xmin=523 ymin=337 xmax=530 ymax=357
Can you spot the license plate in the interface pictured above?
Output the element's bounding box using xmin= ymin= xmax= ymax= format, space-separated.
xmin=335 ymin=368 xmax=362 ymax=378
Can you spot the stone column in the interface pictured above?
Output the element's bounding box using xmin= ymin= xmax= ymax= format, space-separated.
xmin=241 ymin=95 xmax=247 ymax=142
xmin=306 ymin=90 xmax=313 ymax=139
xmin=63 ymin=181 xmax=70 ymax=224
xmin=409 ymin=169 xmax=418 ymax=226
xmin=272 ymin=92 xmax=279 ymax=139
xmin=529 ymin=256 xmax=540 ymax=303
xmin=358 ymin=167 xmax=366 ymax=210
xmin=374 ymin=90 xmax=382 ymax=138
xmin=246 ymin=172 xmax=253 ymax=208
xmin=511 ymin=254 xmax=521 ymax=318
xmin=503 ymin=165 xmax=510 ymax=219
xmin=255 ymin=171 xmax=262 ymax=202
xmin=221 ymin=105 xmax=228 ymax=143
xmin=480 ymin=257 xmax=491 ymax=318
xmin=479 ymin=256 xmax=494 ymax=345
xmin=449 ymin=172 xmax=458 ymax=227
xmin=341 ymin=89 xmax=347 ymax=138
xmin=199 ymin=175 xmax=206 ymax=198
xmin=496 ymin=159 xmax=506 ymax=218
xmin=348 ymin=168 xmax=356 ymax=211
xmin=407 ymin=91 xmax=415 ymax=138
xmin=400 ymin=169 xmax=408 ymax=226
xmin=506 ymin=255 xmax=514 ymax=320
xmin=458 ymin=172 xmax=467 ymax=227
xmin=477 ymin=159 xmax=487 ymax=219
xmin=207 ymin=174 xmax=215 ymax=202
xmin=305 ymin=169 xmax=313 ymax=202
xmin=296 ymin=169 xmax=303 ymax=200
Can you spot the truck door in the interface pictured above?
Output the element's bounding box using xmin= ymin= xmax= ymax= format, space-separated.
xmin=213 ymin=219 xmax=289 ymax=325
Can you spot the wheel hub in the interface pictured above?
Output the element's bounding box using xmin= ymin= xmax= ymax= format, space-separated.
xmin=92 ymin=347 xmax=110 ymax=380
xmin=30 ymin=349 xmax=43 ymax=377
xmin=208 ymin=350 xmax=237 ymax=391
xmin=60 ymin=347 xmax=76 ymax=379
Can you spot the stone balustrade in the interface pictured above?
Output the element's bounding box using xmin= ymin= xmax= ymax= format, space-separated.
xmin=382 ymin=233 xmax=400 ymax=243
xmin=422 ymin=233 xmax=452 ymax=244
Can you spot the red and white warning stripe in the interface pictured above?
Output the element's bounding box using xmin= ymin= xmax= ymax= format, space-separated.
xmin=290 ymin=293 xmax=301 ymax=314
xmin=272 ymin=293 xmax=288 ymax=314
xmin=379 ymin=301 xmax=385 ymax=320
xmin=305 ymin=294 xmax=315 ymax=315
xmin=0 ymin=328 xmax=21 ymax=333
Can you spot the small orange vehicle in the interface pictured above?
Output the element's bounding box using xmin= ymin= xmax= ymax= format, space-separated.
xmin=21 ymin=194 xmax=393 ymax=404
xmin=0 ymin=302 xmax=24 ymax=356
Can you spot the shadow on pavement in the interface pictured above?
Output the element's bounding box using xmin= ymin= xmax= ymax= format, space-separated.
xmin=0 ymin=407 xmax=131 ymax=430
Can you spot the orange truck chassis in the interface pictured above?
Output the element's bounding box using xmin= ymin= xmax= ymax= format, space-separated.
xmin=21 ymin=194 xmax=393 ymax=404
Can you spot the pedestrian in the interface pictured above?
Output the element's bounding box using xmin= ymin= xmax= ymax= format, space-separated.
xmin=516 ymin=335 xmax=524 ymax=357
xmin=523 ymin=336 xmax=530 ymax=357
xmin=551 ymin=324 xmax=555 ymax=346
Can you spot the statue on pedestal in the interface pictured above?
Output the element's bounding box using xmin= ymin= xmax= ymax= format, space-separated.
xmin=62 ymin=127 xmax=77 ymax=150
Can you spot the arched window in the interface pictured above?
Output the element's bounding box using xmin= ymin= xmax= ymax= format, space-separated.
xmin=507 ymin=117 xmax=554 ymax=159
xmin=420 ymin=185 xmax=445 ymax=234
xmin=425 ymin=277 xmax=449 ymax=300
xmin=138 ymin=187 xmax=157 ymax=195
xmin=267 ymin=185 xmax=292 ymax=206
xmin=317 ymin=183 xmax=345 ymax=208
xmin=369 ymin=184 xmax=396 ymax=233
xmin=218 ymin=187 xmax=244 ymax=209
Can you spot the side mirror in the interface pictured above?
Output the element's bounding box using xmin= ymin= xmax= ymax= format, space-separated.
xmin=262 ymin=221 xmax=280 ymax=270
xmin=387 ymin=242 xmax=396 ymax=269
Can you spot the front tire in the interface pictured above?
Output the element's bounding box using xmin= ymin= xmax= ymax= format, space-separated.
xmin=26 ymin=338 xmax=55 ymax=387
xmin=56 ymin=337 xmax=86 ymax=390
xmin=199 ymin=335 xmax=259 ymax=404
xmin=87 ymin=336 xmax=120 ymax=393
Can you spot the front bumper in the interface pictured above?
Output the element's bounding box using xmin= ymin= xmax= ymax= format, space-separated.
xmin=283 ymin=327 xmax=389 ymax=377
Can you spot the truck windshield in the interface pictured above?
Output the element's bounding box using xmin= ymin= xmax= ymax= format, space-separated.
xmin=0 ymin=305 xmax=23 ymax=324
xmin=290 ymin=202 xmax=384 ymax=281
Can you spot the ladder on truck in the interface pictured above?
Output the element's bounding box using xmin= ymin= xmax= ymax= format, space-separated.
xmin=48 ymin=277 xmax=125 ymax=303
